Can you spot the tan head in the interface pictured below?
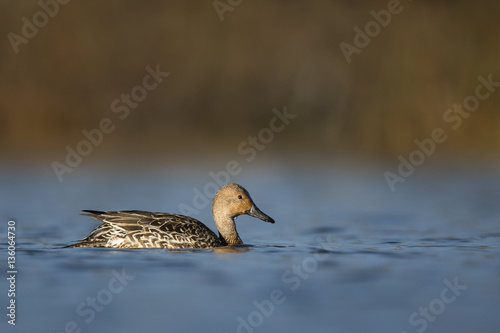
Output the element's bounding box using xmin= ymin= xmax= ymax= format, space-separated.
xmin=212 ymin=183 xmax=275 ymax=223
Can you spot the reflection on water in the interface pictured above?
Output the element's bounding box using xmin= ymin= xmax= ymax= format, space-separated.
xmin=212 ymin=245 xmax=251 ymax=254
xmin=0 ymin=161 xmax=499 ymax=333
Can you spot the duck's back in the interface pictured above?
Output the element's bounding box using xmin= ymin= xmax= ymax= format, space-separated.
xmin=68 ymin=210 xmax=224 ymax=249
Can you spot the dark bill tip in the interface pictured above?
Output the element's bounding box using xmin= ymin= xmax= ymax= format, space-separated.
xmin=246 ymin=205 xmax=275 ymax=224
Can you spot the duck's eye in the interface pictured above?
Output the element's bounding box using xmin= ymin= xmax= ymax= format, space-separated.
xmin=237 ymin=195 xmax=243 ymax=199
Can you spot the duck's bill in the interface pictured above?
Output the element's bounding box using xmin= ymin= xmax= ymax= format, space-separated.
xmin=246 ymin=205 xmax=275 ymax=224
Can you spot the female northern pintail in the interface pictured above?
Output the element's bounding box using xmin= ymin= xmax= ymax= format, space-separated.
xmin=67 ymin=183 xmax=274 ymax=249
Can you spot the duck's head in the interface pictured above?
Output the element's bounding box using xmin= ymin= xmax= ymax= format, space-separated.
xmin=212 ymin=183 xmax=275 ymax=223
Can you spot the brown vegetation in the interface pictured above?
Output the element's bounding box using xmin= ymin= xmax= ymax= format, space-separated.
xmin=1 ymin=1 xmax=499 ymax=157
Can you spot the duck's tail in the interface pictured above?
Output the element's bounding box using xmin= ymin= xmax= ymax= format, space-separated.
xmin=63 ymin=241 xmax=107 ymax=248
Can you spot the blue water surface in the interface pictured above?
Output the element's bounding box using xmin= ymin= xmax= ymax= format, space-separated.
xmin=0 ymin=158 xmax=499 ymax=333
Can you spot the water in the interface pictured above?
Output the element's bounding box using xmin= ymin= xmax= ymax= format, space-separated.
xmin=1 ymin=159 xmax=499 ymax=333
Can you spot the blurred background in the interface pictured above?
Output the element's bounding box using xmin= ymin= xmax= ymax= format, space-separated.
xmin=1 ymin=0 xmax=499 ymax=162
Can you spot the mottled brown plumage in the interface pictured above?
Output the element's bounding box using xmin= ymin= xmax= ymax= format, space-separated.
xmin=67 ymin=183 xmax=274 ymax=249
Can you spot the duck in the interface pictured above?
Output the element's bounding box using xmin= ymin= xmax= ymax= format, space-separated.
xmin=66 ymin=183 xmax=274 ymax=249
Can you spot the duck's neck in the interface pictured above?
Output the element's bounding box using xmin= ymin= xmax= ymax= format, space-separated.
xmin=213 ymin=213 xmax=242 ymax=245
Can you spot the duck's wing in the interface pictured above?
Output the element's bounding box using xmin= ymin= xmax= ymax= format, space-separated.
xmin=68 ymin=210 xmax=221 ymax=248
